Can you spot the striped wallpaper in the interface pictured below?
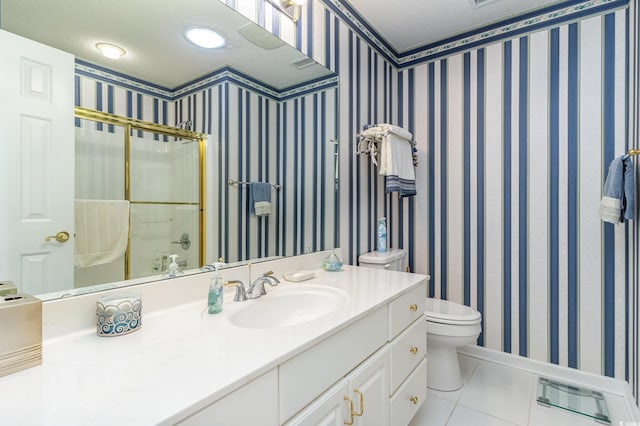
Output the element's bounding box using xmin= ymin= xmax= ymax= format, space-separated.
xmin=74 ymin=66 xmax=339 ymax=265
xmin=412 ymin=11 xmax=630 ymax=379
xmin=628 ymin=0 xmax=639 ymax=404
xmin=222 ymin=0 xmax=640 ymax=398
xmin=173 ymin=80 xmax=339 ymax=263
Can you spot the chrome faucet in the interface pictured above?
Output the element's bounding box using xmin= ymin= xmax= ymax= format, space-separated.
xmin=247 ymin=271 xmax=280 ymax=299
xmin=224 ymin=280 xmax=247 ymax=302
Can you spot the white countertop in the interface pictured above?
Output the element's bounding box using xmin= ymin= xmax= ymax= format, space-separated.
xmin=0 ymin=265 xmax=426 ymax=425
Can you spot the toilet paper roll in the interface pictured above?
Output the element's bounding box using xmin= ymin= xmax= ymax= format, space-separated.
xmin=96 ymin=292 xmax=142 ymax=337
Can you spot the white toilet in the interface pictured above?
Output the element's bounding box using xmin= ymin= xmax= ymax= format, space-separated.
xmin=358 ymin=248 xmax=407 ymax=271
xmin=424 ymin=298 xmax=481 ymax=391
xmin=358 ymin=250 xmax=481 ymax=391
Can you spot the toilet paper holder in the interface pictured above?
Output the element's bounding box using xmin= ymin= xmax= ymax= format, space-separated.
xmin=0 ymin=293 xmax=42 ymax=377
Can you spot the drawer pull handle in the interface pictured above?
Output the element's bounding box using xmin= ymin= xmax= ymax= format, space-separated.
xmin=353 ymin=388 xmax=364 ymax=417
xmin=410 ymin=396 xmax=419 ymax=405
xmin=410 ymin=346 xmax=419 ymax=355
xmin=409 ymin=304 xmax=418 ymax=312
xmin=343 ymin=396 xmax=354 ymax=425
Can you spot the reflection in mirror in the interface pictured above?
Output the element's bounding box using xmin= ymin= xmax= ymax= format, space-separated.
xmin=74 ymin=113 xmax=204 ymax=290
xmin=0 ymin=0 xmax=339 ymax=301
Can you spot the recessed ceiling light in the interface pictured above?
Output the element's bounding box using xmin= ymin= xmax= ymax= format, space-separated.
xmin=185 ymin=27 xmax=226 ymax=49
xmin=95 ymin=43 xmax=126 ymax=59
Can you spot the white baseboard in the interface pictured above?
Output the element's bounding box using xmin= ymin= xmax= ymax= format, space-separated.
xmin=458 ymin=345 xmax=640 ymax=421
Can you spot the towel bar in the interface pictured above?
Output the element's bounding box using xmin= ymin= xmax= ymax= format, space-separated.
xmin=228 ymin=179 xmax=281 ymax=190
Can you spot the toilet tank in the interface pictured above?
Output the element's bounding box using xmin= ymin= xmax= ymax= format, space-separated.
xmin=358 ymin=248 xmax=407 ymax=272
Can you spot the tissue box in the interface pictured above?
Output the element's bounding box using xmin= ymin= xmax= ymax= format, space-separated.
xmin=0 ymin=294 xmax=42 ymax=377
xmin=96 ymin=293 xmax=142 ymax=337
xmin=0 ymin=281 xmax=18 ymax=297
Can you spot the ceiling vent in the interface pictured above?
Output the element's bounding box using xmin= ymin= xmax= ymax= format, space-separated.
xmin=291 ymin=57 xmax=316 ymax=70
xmin=469 ymin=0 xmax=498 ymax=8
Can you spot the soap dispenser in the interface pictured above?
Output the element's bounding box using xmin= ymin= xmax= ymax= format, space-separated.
xmin=207 ymin=261 xmax=225 ymax=314
xmin=152 ymin=250 xmax=162 ymax=273
xmin=162 ymin=254 xmax=184 ymax=279
xmin=323 ymin=249 xmax=343 ymax=272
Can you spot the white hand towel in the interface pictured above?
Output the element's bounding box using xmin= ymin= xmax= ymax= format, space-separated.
xmin=377 ymin=123 xmax=413 ymax=141
xmin=254 ymin=201 xmax=272 ymax=216
xmin=75 ymin=199 xmax=130 ymax=268
xmin=379 ymin=132 xmax=416 ymax=197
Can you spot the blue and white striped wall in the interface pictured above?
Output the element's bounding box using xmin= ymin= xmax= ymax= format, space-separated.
xmin=174 ymin=80 xmax=339 ymax=263
xmin=410 ymin=10 xmax=630 ymax=380
xmin=223 ymin=0 xmax=640 ymax=395
xmin=628 ymin=0 xmax=640 ymax=404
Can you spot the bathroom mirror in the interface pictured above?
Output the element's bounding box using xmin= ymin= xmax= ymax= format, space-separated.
xmin=0 ymin=0 xmax=339 ymax=300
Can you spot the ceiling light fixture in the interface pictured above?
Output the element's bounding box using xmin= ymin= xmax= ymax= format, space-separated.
xmin=184 ymin=27 xmax=226 ymax=49
xmin=266 ymin=0 xmax=306 ymax=23
xmin=95 ymin=43 xmax=126 ymax=59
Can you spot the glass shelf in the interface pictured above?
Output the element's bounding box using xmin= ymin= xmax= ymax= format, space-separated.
xmin=537 ymin=377 xmax=611 ymax=424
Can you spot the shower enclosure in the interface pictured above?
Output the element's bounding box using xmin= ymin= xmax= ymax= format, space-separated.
xmin=73 ymin=107 xmax=205 ymax=288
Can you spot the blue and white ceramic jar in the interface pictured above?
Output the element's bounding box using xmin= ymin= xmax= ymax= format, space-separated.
xmin=96 ymin=293 xmax=142 ymax=337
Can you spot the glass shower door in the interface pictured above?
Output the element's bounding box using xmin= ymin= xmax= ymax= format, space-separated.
xmin=128 ymin=129 xmax=201 ymax=279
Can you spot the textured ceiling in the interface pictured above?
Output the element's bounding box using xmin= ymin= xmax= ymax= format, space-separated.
xmin=346 ymin=0 xmax=565 ymax=52
xmin=0 ymin=0 xmax=332 ymax=89
xmin=0 ymin=0 xmax=571 ymax=87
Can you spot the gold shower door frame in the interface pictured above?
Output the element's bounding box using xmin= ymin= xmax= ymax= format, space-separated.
xmin=74 ymin=107 xmax=206 ymax=279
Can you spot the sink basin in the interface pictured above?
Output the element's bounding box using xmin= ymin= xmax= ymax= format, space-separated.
xmin=228 ymin=285 xmax=349 ymax=329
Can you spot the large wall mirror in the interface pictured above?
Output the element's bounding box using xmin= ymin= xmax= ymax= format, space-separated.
xmin=0 ymin=0 xmax=339 ymax=301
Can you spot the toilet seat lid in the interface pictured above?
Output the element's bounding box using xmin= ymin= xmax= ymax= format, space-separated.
xmin=424 ymin=298 xmax=481 ymax=323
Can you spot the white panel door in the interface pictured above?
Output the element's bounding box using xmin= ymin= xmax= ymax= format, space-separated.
xmin=285 ymin=379 xmax=350 ymax=426
xmin=0 ymin=30 xmax=75 ymax=295
xmin=349 ymin=347 xmax=390 ymax=426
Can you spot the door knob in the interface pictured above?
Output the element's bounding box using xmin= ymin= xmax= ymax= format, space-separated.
xmin=44 ymin=231 xmax=70 ymax=243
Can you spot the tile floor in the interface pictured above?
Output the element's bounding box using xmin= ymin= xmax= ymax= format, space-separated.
xmin=409 ymin=354 xmax=633 ymax=426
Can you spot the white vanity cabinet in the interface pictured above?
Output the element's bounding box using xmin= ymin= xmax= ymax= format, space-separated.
xmin=285 ymin=379 xmax=351 ymax=426
xmin=278 ymin=306 xmax=388 ymax=423
xmin=388 ymin=284 xmax=427 ymax=425
xmin=176 ymin=369 xmax=278 ymax=426
xmin=348 ymin=347 xmax=390 ymax=425
xmin=286 ymin=347 xmax=389 ymax=426
xmin=283 ymin=281 xmax=427 ymax=426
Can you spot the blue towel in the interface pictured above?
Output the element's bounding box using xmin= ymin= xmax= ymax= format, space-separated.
xmin=600 ymin=156 xmax=634 ymax=223
xmin=249 ymin=182 xmax=272 ymax=216
xmin=624 ymin=157 xmax=635 ymax=220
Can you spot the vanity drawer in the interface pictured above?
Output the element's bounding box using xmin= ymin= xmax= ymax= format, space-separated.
xmin=389 ymin=317 xmax=426 ymax=393
xmin=389 ymin=358 xmax=427 ymax=426
xmin=388 ymin=283 xmax=425 ymax=339
xmin=279 ymin=305 xmax=388 ymax=424
xmin=177 ymin=369 xmax=278 ymax=426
